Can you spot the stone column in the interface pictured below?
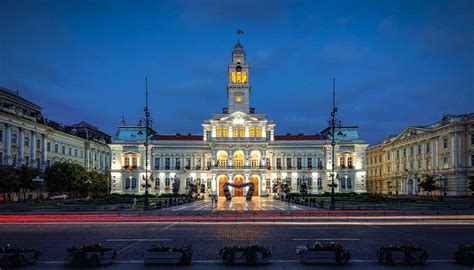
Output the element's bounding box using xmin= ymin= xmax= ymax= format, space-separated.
xmin=261 ymin=174 xmax=266 ymax=195
xmin=18 ymin=128 xmax=24 ymax=166
xmin=31 ymin=131 xmax=36 ymax=167
xmin=159 ymin=175 xmax=165 ymax=194
xmin=5 ymin=125 xmax=12 ymax=165
xmin=261 ymin=150 xmax=266 ymax=167
xmin=244 ymin=149 xmax=249 ymax=166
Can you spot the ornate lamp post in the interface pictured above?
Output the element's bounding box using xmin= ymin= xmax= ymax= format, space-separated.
xmin=328 ymin=78 xmax=343 ymax=210
xmin=140 ymin=78 xmax=152 ymax=211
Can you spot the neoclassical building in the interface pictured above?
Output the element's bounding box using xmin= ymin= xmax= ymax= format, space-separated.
xmin=367 ymin=113 xmax=474 ymax=196
xmin=110 ymin=41 xmax=368 ymax=197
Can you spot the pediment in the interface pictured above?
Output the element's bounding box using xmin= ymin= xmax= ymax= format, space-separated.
xmin=392 ymin=127 xmax=429 ymax=143
xmin=218 ymin=111 xmax=259 ymax=122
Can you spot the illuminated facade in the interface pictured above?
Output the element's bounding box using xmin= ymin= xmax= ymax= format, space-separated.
xmin=110 ymin=41 xmax=368 ymax=197
xmin=366 ymin=113 xmax=474 ymax=196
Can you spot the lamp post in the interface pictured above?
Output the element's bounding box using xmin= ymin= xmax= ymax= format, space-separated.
xmin=328 ymin=78 xmax=342 ymax=210
xmin=33 ymin=176 xmax=44 ymax=202
xmin=143 ymin=78 xmax=151 ymax=211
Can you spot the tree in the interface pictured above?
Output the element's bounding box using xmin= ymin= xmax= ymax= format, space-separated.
xmin=18 ymin=166 xmax=41 ymax=201
xmin=0 ymin=166 xmax=20 ymax=202
xmin=44 ymin=162 xmax=89 ymax=197
xmin=89 ymin=171 xmax=108 ymax=195
xmin=418 ymin=175 xmax=438 ymax=196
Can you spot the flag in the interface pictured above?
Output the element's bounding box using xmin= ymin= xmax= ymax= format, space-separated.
xmin=237 ymin=29 xmax=244 ymax=34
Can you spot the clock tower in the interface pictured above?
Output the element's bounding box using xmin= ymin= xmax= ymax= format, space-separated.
xmin=227 ymin=40 xmax=250 ymax=113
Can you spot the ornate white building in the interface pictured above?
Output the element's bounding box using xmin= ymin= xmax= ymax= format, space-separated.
xmin=110 ymin=41 xmax=368 ymax=197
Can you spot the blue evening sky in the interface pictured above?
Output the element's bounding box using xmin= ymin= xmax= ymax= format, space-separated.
xmin=1 ymin=0 xmax=473 ymax=145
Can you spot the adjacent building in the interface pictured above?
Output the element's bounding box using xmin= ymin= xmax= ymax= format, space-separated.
xmin=110 ymin=40 xmax=368 ymax=197
xmin=0 ymin=87 xmax=111 ymax=200
xmin=367 ymin=113 xmax=474 ymax=196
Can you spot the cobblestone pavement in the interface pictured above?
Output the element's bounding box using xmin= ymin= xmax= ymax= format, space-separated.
xmin=166 ymin=196 xmax=311 ymax=211
xmin=1 ymin=223 xmax=472 ymax=269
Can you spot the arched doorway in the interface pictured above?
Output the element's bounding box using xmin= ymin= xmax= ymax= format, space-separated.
xmin=233 ymin=176 xmax=244 ymax=196
xmin=218 ymin=175 xmax=228 ymax=196
xmin=250 ymin=175 xmax=259 ymax=196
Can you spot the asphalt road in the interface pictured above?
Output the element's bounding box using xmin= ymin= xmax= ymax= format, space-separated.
xmin=1 ymin=222 xmax=473 ymax=269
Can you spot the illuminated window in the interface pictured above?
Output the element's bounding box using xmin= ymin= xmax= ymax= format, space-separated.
xmin=231 ymin=71 xmax=248 ymax=83
xmin=236 ymin=96 xmax=242 ymax=103
xmin=249 ymin=127 xmax=255 ymax=137
xmin=239 ymin=127 xmax=245 ymax=138
xmin=233 ymin=127 xmax=238 ymax=138
xmin=216 ymin=127 xmax=222 ymax=137
xmin=223 ymin=127 xmax=229 ymax=137
xmin=256 ymin=127 xmax=262 ymax=137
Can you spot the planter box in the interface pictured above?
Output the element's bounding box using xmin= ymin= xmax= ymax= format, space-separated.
xmin=229 ymin=251 xmax=270 ymax=265
xmin=144 ymin=251 xmax=191 ymax=265
xmin=455 ymin=250 xmax=474 ymax=266
xmin=378 ymin=249 xmax=427 ymax=266
xmin=0 ymin=250 xmax=41 ymax=267
xmin=65 ymin=250 xmax=116 ymax=267
xmin=300 ymin=250 xmax=351 ymax=265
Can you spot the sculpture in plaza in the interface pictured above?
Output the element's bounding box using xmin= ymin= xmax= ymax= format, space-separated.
xmin=222 ymin=182 xmax=255 ymax=201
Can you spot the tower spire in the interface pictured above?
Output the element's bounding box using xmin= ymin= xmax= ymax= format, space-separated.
xmin=237 ymin=29 xmax=244 ymax=43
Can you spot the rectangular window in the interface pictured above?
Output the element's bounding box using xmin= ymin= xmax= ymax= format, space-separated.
xmin=387 ymin=153 xmax=390 ymax=160
xmin=443 ymin=157 xmax=449 ymax=169
xmin=471 ymin=134 xmax=474 ymax=145
xmin=443 ymin=138 xmax=448 ymax=149
xmin=0 ymin=129 xmax=3 ymax=142
xmin=69 ymin=147 xmax=72 ymax=156
xmin=426 ymin=143 xmax=431 ymax=153
xmin=186 ymin=158 xmax=191 ymax=169
xmin=256 ymin=127 xmax=262 ymax=137
xmin=11 ymin=133 xmax=17 ymax=144
xmin=297 ymin=158 xmax=302 ymax=169
xmin=37 ymin=139 xmax=40 ymax=148
xmin=348 ymin=157 xmax=353 ymax=167
xmin=81 ymin=150 xmax=84 ymax=158
xmin=418 ymin=145 xmax=422 ymax=155
xmin=249 ymin=127 xmax=255 ymax=138
xmin=233 ymin=127 xmax=238 ymax=138
xmin=55 ymin=144 xmax=58 ymax=153
xmin=75 ymin=149 xmax=78 ymax=157
xmin=154 ymin=157 xmax=160 ymax=169
xmin=62 ymin=145 xmax=66 ymax=154
xmin=216 ymin=127 xmax=222 ymax=138
xmin=47 ymin=142 xmax=51 ymax=151
xmin=239 ymin=127 xmax=245 ymax=138
xmin=403 ymin=148 xmax=406 ymax=157
xmin=317 ymin=157 xmax=323 ymax=169
xmin=223 ymin=127 xmax=229 ymax=137
xmin=396 ymin=150 xmax=399 ymax=159
xmin=0 ymin=152 xmax=3 ymax=165
xmin=165 ymin=158 xmax=170 ymax=169
xmin=339 ymin=156 xmax=345 ymax=166
xmin=276 ymin=158 xmax=282 ymax=169
xmin=286 ymin=157 xmax=292 ymax=169
xmin=24 ymin=136 xmax=30 ymax=147
xmin=307 ymin=158 xmax=312 ymax=169
xmin=175 ymin=158 xmax=181 ymax=170
xmin=410 ymin=146 xmax=414 ymax=156
xmin=471 ymin=155 xmax=474 ymax=166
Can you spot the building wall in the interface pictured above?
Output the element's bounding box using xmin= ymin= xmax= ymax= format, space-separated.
xmin=367 ymin=114 xmax=474 ymax=196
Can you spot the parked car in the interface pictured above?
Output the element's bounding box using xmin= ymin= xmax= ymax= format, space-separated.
xmin=48 ymin=194 xmax=67 ymax=200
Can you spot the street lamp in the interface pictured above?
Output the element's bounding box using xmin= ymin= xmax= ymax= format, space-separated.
xmin=33 ymin=176 xmax=44 ymax=202
xmin=85 ymin=178 xmax=92 ymax=199
xmin=328 ymin=78 xmax=342 ymax=210
xmin=142 ymin=78 xmax=152 ymax=211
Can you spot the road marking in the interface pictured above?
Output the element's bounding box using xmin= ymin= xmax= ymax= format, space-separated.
xmin=289 ymin=227 xmax=339 ymax=230
xmin=35 ymin=259 xmax=457 ymax=264
xmin=194 ymin=205 xmax=207 ymax=210
xmin=106 ymin=239 xmax=171 ymax=242
xmin=117 ymin=222 xmax=177 ymax=254
xmin=162 ymin=222 xmax=177 ymax=230
xmin=293 ymin=238 xmax=360 ymax=241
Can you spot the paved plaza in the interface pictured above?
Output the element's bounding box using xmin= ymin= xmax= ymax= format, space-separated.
xmin=167 ymin=196 xmax=311 ymax=212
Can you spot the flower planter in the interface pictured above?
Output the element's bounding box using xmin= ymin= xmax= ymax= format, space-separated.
xmin=65 ymin=244 xmax=116 ymax=268
xmin=299 ymin=250 xmax=351 ymax=265
xmin=377 ymin=246 xmax=427 ymax=266
xmin=0 ymin=247 xmax=41 ymax=268
xmin=455 ymin=244 xmax=474 ymax=266
xmin=220 ymin=245 xmax=272 ymax=266
xmin=143 ymin=247 xmax=193 ymax=265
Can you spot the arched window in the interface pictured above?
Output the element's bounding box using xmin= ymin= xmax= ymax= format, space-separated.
xmin=347 ymin=177 xmax=352 ymax=189
xmin=233 ymin=151 xmax=244 ymax=167
xmin=317 ymin=177 xmax=322 ymax=188
xmin=339 ymin=156 xmax=345 ymax=167
xmin=165 ymin=178 xmax=170 ymax=187
xmin=125 ymin=178 xmax=131 ymax=189
xmin=217 ymin=151 xmax=228 ymax=167
xmin=250 ymin=151 xmax=260 ymax=167
xmin=131 ymin=178 xmax=137 ymax=189
xmin=231 ymin=71 xmax=248 ymax=83
xmin=347 ymin=157 xmax=353 ymax=168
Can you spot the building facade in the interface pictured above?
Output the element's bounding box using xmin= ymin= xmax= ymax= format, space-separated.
xmin=0 ymin=87 xmax=111 ymax=200
xmin=367 ymin=113 xmax=474 ymax=196
xmin=110 ymin=41 xmax=368 ymax=197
